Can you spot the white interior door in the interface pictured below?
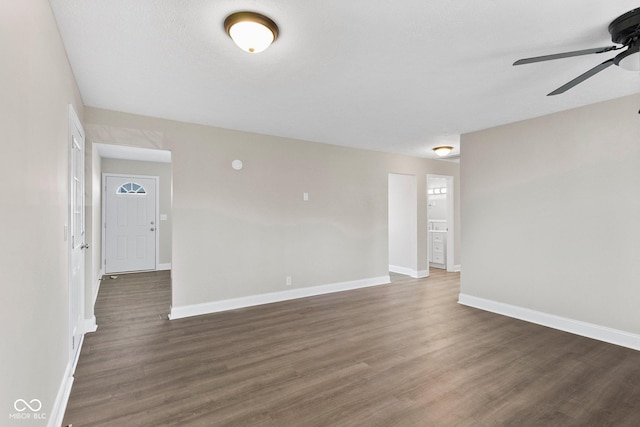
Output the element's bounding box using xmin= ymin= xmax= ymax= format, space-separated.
xmin=105 ymin=175 xmax=157 ymax=273
xmin=69 ymin=105 xmax=85 ymax=365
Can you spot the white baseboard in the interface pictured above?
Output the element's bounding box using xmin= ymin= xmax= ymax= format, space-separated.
xmin=49 ymin=363 xmax=74 ymax=427
xmin=389 ymin=265 xmax=428 ymax=278
xmin=458 ymin=293 xmax=640 ymax=351
xmin=448 ymin=264 xmax=461 ymax=272
xmin=69 ymin=333 xmax=85 ymax=383
xmin=50 ymin=316 xmax=96 ymax=427
xmin=169 ymin=275 xmax=390 ymax=320
xmin=416 ymin=269 xmax=428 ymax=278
xmin=83 ymin=315 xmax=98 ymax=333
xmin=93 ymin=270 xmax=103 ymax=306
xmin=157 ymin=263 xmax=172 ymax=271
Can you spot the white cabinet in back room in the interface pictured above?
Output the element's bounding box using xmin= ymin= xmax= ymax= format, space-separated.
xmin=428 ymin=220 xmax=447 ymax=269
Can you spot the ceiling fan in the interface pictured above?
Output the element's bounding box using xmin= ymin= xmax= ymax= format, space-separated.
xmin=513 ymin=8 xmax=640 ymax=96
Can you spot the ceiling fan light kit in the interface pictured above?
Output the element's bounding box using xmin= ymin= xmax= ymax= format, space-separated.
xmin=614 ymin=44 xmax=640 ymax=71
xmin=514 ymin=7 xmax=640 ymax=95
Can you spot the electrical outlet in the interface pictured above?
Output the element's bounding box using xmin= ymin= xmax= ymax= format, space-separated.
xmin=286 ymin=276 xmax=292 ymax=286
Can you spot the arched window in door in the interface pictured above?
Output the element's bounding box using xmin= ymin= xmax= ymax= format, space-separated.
xmin=116 ymin=182 xmax=147 ymax=195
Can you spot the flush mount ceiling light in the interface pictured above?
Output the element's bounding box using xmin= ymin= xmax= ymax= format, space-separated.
xmin=224 ymin=11 xmax=279 ymax=53
xmin=433 ymin=146 xmax=453 ymax=157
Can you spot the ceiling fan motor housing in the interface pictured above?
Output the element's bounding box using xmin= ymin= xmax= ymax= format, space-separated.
xmin=608 ymin=8 xmax=640 ymax=45
xmin=609 ymin=8 xmax=640 ymax=70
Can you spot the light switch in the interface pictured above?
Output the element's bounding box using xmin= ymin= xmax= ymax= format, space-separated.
xmin=303 ymin=192 xmax=309 ymax=201
xmin=160 ymin=214 xmax=168 ymax=221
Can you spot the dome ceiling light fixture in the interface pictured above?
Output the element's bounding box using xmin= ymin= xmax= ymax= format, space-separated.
xmin=615 ymin=43 xmax=639 ymax=71
xmin=433 ymin=146 xmax=453 ymax=157
xmin=224 ymin=11 xmax=279 ymax=53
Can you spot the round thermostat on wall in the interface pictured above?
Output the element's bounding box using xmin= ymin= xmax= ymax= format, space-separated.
xmin=231 ymin=160 xmax=243 ymax=170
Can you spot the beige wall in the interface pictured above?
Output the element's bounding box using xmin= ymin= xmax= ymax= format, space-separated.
xmin=460 ymin=93 xmax=640 ymax=335
xmin=84 ymin=107 xmax=460 ymax=310
xmin=389 ymin=174 xmax=418 ymax=273
xmin=1 ymin=0 xmax=84 ymax=424
xmin=101 ymin=158 xmax=172 ymax=266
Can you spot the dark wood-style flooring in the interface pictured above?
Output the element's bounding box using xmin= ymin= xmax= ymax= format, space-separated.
xmin=63 ymin=270 xmax=640 ymax=426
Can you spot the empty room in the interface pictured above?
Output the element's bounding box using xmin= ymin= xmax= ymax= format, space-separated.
xmin=3 ymin=1 xmax=640 ymax=426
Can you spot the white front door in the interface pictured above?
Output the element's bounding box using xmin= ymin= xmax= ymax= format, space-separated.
xmin=104 ymin=175 xmax=157 ymax=273
xmin=69 ymin=106 xmax=85 ymax=365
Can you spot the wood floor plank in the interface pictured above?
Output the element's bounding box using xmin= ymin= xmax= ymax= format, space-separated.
xmin=63 ymin=269 xmax=640 ymax=426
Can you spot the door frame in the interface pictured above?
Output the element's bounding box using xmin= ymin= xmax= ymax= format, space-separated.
xmin=102 ymin=173 xmax=160 ymax=274
xmin=426 ymin=174 xmax=455 ymax=272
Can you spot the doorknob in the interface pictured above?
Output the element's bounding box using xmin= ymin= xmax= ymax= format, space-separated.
xmin=81 ymin=243 xmax=90 ymax=249
xmin=150 ymin=228 xmax=155 ymax=231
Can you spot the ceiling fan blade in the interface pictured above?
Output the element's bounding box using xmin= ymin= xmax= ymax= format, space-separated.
xmin=513 ymin=46 xmax=618 ymax=65
xmin=547 ymin=58 xmax=616 ymax=96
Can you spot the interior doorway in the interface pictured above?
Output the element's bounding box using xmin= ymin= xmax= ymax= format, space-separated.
xmin=96 ymin=144 xmax=173 ymax=276
xmin=388 ymin=173 xmax=424 ymax=278
xmin=427 ymin=174 xmax=455 ymax=271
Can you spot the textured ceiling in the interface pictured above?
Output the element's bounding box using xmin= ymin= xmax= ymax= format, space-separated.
xmin=49 ymin=0 xmax=640 ymax=159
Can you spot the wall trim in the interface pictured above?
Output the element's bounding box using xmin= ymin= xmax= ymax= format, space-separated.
xmin=169 ymin=275 xmax=391 ymax=320
xmin=50 ymin=321 xmax=95 ymax=426
xmin=458 ymin=293 xmax=640 ymax=351
xmin=93 ymin=269 xmax=103 ymax=305
xmin=389 ymin=265 xmax=428 ymax=279
xmin=49 ymin=329 xmax=86 ymax=427
xmin=49 ymin=363 xmax=74 ymax=427
xmin=416 ymin=269 xmax=429 ymax=278
xmin=157 ymin=263 xmax=172 ymax=271
xmin=83 ymin=315 xmax=98 ymax=333
xmin=448 ymin=264 xmax=461 ymax=273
